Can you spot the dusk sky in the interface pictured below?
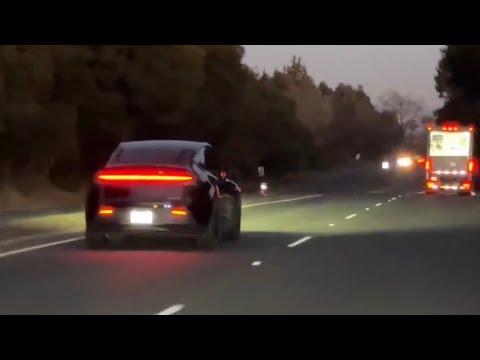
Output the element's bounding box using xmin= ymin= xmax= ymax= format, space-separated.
xmin=243 ymin=45 xmax=444 ymax=113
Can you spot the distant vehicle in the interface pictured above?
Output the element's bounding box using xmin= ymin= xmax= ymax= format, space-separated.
xmin=425 ymin=121 xmax=476 ymax=195
xmin=381 ymin=152 xmax=422 ymax=174
xmin=84 ymin=140 xmax=242 ymax=250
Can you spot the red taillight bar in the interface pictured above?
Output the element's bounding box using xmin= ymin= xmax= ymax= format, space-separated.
xmin=98 ymin=174 xmax=194 ymax=182
xmin=95 ymin=167 xmax=196 ymax=185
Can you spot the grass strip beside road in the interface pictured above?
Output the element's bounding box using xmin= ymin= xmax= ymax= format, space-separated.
xmin=0 ymin=213 xmax=85 ymax=243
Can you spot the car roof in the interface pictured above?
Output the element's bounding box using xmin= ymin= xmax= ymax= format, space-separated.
xmin=118 ymin=140 xmax=212 ymax=152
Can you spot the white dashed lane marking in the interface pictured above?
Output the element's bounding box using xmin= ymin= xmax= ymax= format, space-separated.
xmin=287 ymin=236 xmax=312 ymax=248
xmin=156 ymin=304 xmax=185 ymax=315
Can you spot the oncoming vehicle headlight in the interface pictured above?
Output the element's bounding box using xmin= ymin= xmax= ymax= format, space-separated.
xmin=260 ymin=182 xmax=268 ymax=190
xmin=382 ymin=161 xmax=390 ymax=170
xmin=397 ymin=157 xmax=413 ymax=168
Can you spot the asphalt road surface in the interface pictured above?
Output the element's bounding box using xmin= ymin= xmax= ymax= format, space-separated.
xmin=1 ymin=168 xmax=480 ymax=314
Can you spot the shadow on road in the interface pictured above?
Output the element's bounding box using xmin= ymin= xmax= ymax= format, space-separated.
xmin=96 ymin=231 xmax=304 ymax=253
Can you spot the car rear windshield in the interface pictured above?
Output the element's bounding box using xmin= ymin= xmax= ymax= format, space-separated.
xmin=110 ymin=146 xmax=194 ymax=166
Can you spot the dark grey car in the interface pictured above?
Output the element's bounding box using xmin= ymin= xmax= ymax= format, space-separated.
xmin=84 ymin=140 xmax=242 ymax=250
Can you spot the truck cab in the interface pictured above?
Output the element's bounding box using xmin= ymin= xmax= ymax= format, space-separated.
xmin=425 ymin=121 xmax=476 ymax=195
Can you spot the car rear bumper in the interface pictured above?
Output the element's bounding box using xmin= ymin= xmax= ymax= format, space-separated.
xmin=88 ymin=204 xmax=206 ymax=238
xmin=91 ymin=224 xmax=206 ymax=240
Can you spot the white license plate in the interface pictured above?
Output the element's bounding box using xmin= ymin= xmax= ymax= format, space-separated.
xmin=130 ymin=210 xmax=153 ymax=224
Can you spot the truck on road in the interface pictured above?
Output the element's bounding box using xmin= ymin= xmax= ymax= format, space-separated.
xmin=425 ymin=121 xmax=476 ymax=195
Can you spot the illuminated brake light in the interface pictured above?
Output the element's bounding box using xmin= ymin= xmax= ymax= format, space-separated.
xmin=96 ymin=167 xmax=196 ymax=185
xmin=469 ymin=126 xmax=475 ymax=132
xmin=462 ymin=181 xmax=472 ymax=191
xmin=469 ymin=160 xmax=475 ymax=173
xmin=99 ymin=205 xmax=115 ymax=217
xmin=171 ymin=207 xmax=188 ymax=216
xmin=427 ymin=181 xmax=437 ymax=190
xmin=99 ymin=174 xmax=193 ymax=181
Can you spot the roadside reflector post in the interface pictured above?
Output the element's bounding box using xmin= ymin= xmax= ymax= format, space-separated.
xmin=258 ymin=166 xmax=265 ymax=178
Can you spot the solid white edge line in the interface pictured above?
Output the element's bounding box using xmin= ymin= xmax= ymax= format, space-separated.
xmin=345 ymin=214 xmax=357 ymax=220
xmin=287 ymin=236 xmax=312 ymax=248
xmin=0 ymin=236 xmax=84 ymax=259
xmin=156 ymin=304 xmax=185 ymax=315
xmin=242 ymin=194 xmax=322 ymax=208
xmin=375 ymin=203 xmax=382 ymax=207
xmin=1 ymin=231 xmax=76 ymax=246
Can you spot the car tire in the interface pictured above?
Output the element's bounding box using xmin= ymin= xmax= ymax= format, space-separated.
xmin=85 ymin=226 xmax=107 ymax=249
xmin=228 ymin=201 xmax=241 ymax=241
xmin=196 ymin=203 xmax=223 ymax=250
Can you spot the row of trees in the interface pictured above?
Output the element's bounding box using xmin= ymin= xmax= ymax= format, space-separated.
xmin=0 ymin=45 xmax=407 ymax=193
xmin=435 ymin=45 xmax=480 ymax=154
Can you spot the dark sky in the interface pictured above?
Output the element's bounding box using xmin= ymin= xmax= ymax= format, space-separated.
xmin=243 ymin=45 xmax=444 ymax=112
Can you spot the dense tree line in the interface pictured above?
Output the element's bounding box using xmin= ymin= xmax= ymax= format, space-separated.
xmin=0 ymin=45 xmax=404 ymax=194
xmin=435 ymin=45 xmax=480 ymax=154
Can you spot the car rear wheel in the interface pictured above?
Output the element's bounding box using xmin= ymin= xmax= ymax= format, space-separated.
xmin=85 ymin=226 xmax=108 ymax=249
xmin=227 ymin=201 xmax=241 ymax=241
xmin=196 ymin=199 xmax=232 ymax=250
